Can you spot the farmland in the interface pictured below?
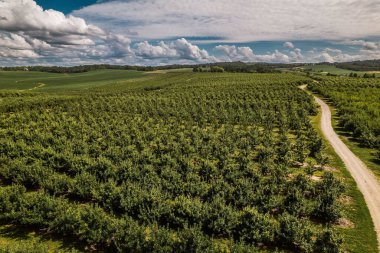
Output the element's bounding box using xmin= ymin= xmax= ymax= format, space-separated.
xmin=0 ymin=70 xmax=147 ymax=91
xmin=0 ymin=70 xmax=377 ymax=252
xmin=303 ymin=65 xmax=356 ymax=75
xmin=298 ymin=64 xmax=380 ymax=77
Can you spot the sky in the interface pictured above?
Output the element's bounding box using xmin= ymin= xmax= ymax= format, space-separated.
xmin=1 ymin=0 xmax=380 ymax=66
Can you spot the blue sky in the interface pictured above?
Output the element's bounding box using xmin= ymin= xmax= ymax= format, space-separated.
xmin=0 ymin=0 xmax=380 ymax=66
xmin=35 ymin=0 xmax=98 ymax=14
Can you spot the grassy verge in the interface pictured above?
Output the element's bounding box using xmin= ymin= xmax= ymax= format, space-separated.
xmin=0 ymin=223 xmax=84 ymax=252
xmin=310 ymin=95 xmax=378 ymax=252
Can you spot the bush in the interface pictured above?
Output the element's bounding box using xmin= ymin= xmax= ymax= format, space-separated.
xmin=314 ymin=230 xmax=343 ymax=253
xmin=278 ymin=214 xmax=314 ymax=252
xmin=235 ymin=207 xmax=279 ymax=244
xmin=210 ymin=66 xmax=224 ymax=73
xmin=313 ymin=173 xmax=344 ymax=223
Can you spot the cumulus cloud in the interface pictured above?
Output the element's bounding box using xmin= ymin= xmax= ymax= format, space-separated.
xmin=0 ymin=0 xmax=132 ymax=64
xmin=0 ymin=33 xmax=34 ymax=50
xmin=0 ymin=0 xmax=379 ymax=66
xmin=135 ymin=38 xmax=216 ymax=62
xmin=0 ymin=0 xmax=104 ymax=46
xmin=214 ymin=45 xmax=255 ymax=62
xmin=289 ymin=48 xmax=304 ymax=62
xmin=214 ymin=45 xmax=307 ymax=63
xmin=0 ymin=0 xmax=97 ymax=33
xmin=283 ymin=42 xmax=295 ymax=49
xmin=0 ymin=0 xmax=133 ymax=65
xmin=319 ymin=52 xmax=335 ymax=63
xmin=339 ymin=40 xmax=380 ymax=51
xmin=255 ymin=51 xmax=291 ymax=63
xmin=74 ymin=0 xmax=380 ymax=42
xmin=0 ymin=32 xmax=49 ymax=59
xmin=135 ymin=41 xmax=177 ymax=58
xmin=306 ymin=47 xmax=376 ymax=63
xmin=104 ymin=34 xmax=132 ymax=56
xmin=0 ymin=48 xmax=39 ymax=58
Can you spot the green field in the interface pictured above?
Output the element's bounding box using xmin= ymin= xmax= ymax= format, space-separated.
xmin=0 ymin=70 xmax=148 ymax=92
xmin=299 ymin=64 xmax=380 ymax=77
xmin=0 ymin=70 xmax=377 ymax=252
xmin=305 ymin=65 xmax=357 ymax=74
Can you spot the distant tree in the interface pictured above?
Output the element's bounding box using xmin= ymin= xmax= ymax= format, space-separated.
xmin=363 ymin=73 xmax=376 ymax=78
xmin=193 ymin=67 xmax=203 ymax=72
xmin=210 ymin=66 xmax=224 ymax=73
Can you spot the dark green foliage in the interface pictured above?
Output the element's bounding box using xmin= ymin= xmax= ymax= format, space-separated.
xmin=313 ymin=173 xmax=344 ymax=223
xmin=363 ymin=73 xmax=376 ymax=78
xmin=309 ymin=76 xmax=380 ymax=149
xmin=336 ymin=59 xmax=380 ymax=72
xmin=278 ymin=214 xmax=314 ymax=252
xmin=235 ymin=207 xmax=278 ymax=244
xmin=314 ymin=230 xmax=343 ymax=253
xmin=210 ymin=66 xmax=225 ymax=72
xmin=0 ymin=73 xmax=343 ymax=252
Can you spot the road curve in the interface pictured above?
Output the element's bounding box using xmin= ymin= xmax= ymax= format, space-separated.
xmin=314 ymin=95 xmax=380 ymax=247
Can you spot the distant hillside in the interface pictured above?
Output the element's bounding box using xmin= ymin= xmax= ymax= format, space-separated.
xmin=2 ymin=60 xmax=380 ymax=74
xmin=336 ymin=60 xmax=380 ymax=71
xmin=0 ymin=62 xmax=303 ymax=74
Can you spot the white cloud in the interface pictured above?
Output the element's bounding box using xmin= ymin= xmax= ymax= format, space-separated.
xmin=0 ymin=0 xmax=379 ymax=66
xmin=104 ymin=34 xmax=132 ymax=57
xmin=306 ymin=47 xmax=378 ymax=63
xmin=214 ymin=45 xmax=255 ymax=62
xmin=0 ymin=48 xmax=39 ymax=58
xmin=289 ymin=48 xmax=304 ymax=62
xmin=254 ymin=50 xmax=291 ymax=63
xmin=324 ymin=48 xmax=343 ymax=54
xmin=339 ymin=40 xmax=380 ymax=51
xmin=283 ymin=42 xmax=295 ymax=49
xmin=0 ymin=32 xmax=54 ymax=59
xmin=319 ymin=52 xmax=335 ymax=63
xmin=215 ymin=45 xmax=307 ymax=63
xmin=135 ymin=41 xmax=178 ymax=58
xmin=0 ymin=0 xmax=133 ymax=64
xmin=0 ymin=33 xmax=33 ymax=50
xmin=74 ymin=0 xmax=380 ymax=42
xmin=214 ymin=41 xmax=380 ymax=64
xmin=135 ymin=38 xmax=216 ymax=62
xmin=0 ymin=0 xmax=104 ymax=38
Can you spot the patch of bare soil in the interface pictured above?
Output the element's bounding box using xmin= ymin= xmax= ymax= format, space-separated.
xmin=336 ymin=218 xmax=355 ymax=229
xmin=310 ymin=175 xmax=322 ymax=182
xmin=339 ymin=195 xmax=354 ymax=205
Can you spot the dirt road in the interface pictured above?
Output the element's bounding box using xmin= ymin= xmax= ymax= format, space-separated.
xmin=314 ymin=95 xmax=380 ymax=247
